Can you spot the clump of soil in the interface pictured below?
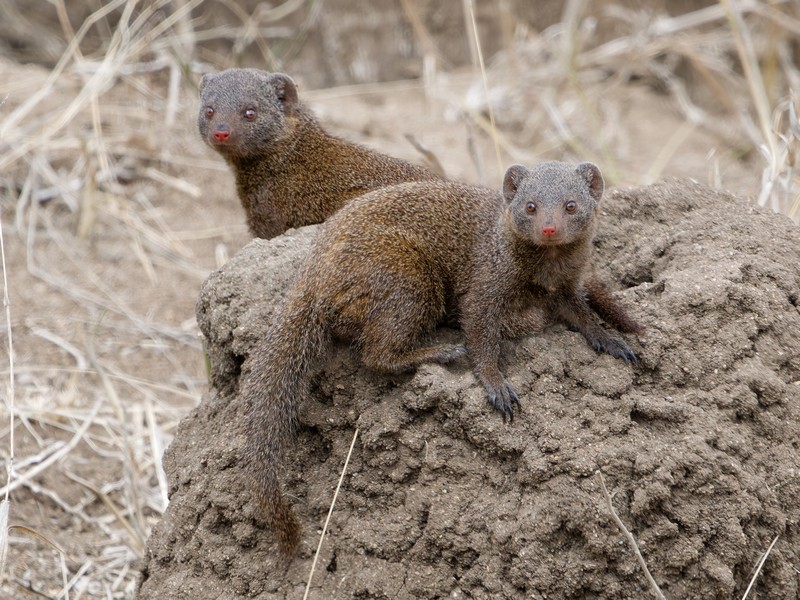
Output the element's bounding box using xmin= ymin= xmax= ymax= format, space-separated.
xmin=138 ymin=178 xmax=800 ymax=599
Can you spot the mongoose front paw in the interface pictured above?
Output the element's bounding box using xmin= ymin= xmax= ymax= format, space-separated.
xmin=485 ymin=381 xmax=522 ymax=422
xmin=592 ymin=337 xmax=638 ymax=364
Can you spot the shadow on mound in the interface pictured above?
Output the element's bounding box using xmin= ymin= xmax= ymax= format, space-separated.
xmin=138 ymin=179 xmax=800 ymax=599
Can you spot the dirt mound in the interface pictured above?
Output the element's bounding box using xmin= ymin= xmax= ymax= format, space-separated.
xmin=137 ymin=178 xmax=800 ymax=599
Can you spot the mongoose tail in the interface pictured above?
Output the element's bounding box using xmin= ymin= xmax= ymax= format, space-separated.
xmin=243 ymin=286 xmax=327 ymax=555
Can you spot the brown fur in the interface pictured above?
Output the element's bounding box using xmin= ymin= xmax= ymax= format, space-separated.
xmin=242 ymin=161 xmax=643 ymax=555
xmin=198 ymin=68 xmax=439 ymax=239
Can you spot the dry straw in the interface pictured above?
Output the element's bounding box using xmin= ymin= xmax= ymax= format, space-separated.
xmin=1 ymin=196 xmax=14 ymax=584
xmin=597 ymin=471 xmax=666 ymax=600
xmin=458 ymin=0 xmax=799 ymax=218
xmin=303 ymin=428 xmax=360 ymax=600
xmin=1 ymin=0 xmax=210 ymax=595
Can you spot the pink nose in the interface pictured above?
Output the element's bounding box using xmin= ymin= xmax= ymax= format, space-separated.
xmin=214 ymin=128 xmax=230 ymax=142
xmin=541 ymin=225 xmax=557 ymax=237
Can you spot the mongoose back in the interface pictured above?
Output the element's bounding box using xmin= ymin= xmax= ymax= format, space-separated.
xmin=241 ymin=161 xmax=643 ymax=555
xmin=198 ymin=68 xmax=439 ymax=238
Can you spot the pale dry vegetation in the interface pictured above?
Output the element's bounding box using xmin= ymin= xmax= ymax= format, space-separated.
xmin=0 ymin=0 xmax=797 ymax=598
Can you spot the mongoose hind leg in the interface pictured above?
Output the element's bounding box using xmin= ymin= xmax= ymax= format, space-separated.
xmin=357 ymin=281 xmax=464 ymax=373
xmin=362 ymin=340 xmax=466 ymax=373
xmin=359 ymin=313 xmax=466 ymax=373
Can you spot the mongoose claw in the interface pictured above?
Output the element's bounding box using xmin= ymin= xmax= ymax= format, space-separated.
xmin=624 ymin=348 xmax=638 ymax=365
xmin=485 ymin=381 xmax=522 ymax=422
xmin=592 ymin=336 xmax=638 ymax=365
xmin=610 ymin=344 xmax=638 ymax=365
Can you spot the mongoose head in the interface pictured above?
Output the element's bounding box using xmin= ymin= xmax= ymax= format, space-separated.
xmin=198 ymin=69 xmax=300 ymax=159
xmin=503 ymin=161 xmax=604 ymax=246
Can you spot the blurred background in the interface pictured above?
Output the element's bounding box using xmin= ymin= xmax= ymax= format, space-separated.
xmin=3 ymin=0 xmax=799 ymax=206
xmin=0 ymin=0 xmax=798 ymax=597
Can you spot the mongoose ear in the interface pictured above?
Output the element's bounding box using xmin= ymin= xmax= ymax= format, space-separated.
xmin=199 ymin=73 xmax=214 ymax=94
xmin=503 ymin=164 xmax=527 ymax=203
xmin=576 ymin=162 xmax=604 ymax=202
xmin=269 ymin=73 xmax=299 ymax=108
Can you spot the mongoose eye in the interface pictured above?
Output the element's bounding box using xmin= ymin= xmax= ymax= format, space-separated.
xmin=204 ymin=107 xmax=214 ymax=118
xmin=244 ymin=108 xmax=257 ymax=121
xmin=525 ymin=202 xmax=536 ymax=214
xmin=565 ymin=200 xmax=577 ymax=213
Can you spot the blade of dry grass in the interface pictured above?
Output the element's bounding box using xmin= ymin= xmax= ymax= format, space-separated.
xmin=31 ymin=328 xmax=89 ymax=372
xmin=0 ymin=500 xmax=8 ymax=583
xmin=56 ymin=556 xmax=91 ymax=600
xmin=720 ymin=0 xmax=780 ymax=208
xmin=60 ymin=552 xmax=70 ymax=600
xmin=597 ymin=471 xmax=667 ymax=600
xmin=7 ymin=526 xmax=65 ymax=556
xmin=0 ymin=399 xmax=102 ymax=498
xmin=1 ymin=208 xmax=16 ymax=500
xmin=400 ymin=0 xmax=445 ymax=67
xmin=404 ymin=133 xmax=446 ymax=177
xmin=1 ymin=198 xmax=15 ymax=584
xmin=145 ymin=400 xmax=169 ymax=513
xmin=741 ymin=534 xmax=780 ymax=600
xmin=304 ymin=428 xmax=359 ymax=600
xmin=465 ymin=0 xmax=503 ymax=181
xmin=463 ymin=115 xmax=486 ymax=186
xmin=65 ymin=474 xmax=145 ymax=556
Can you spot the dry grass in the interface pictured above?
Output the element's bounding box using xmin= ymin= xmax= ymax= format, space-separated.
xmin=597 ymin=471 xmax=666 ymax=600
xmin=460 ymin=0 xmax=799 ymax=213
xmin=0 ymin=0 xmax=796 ymax=597
xmin=0 ymin=1 xmax=219 ymax=597
xmin=303 ymin=427 xmax=360 ymax=600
